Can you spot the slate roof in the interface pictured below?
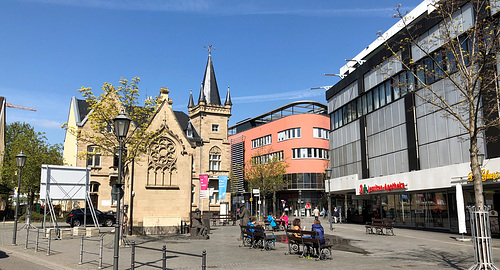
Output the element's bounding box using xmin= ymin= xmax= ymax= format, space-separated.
xmin=198 ymin=54 xmax=221 ymax=105
xmin=76 ymin=98 xmax=91 ymax=123
xmin=174 ymin=110 xmax=202 ymax=143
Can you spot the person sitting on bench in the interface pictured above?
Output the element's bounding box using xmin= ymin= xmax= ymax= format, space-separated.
xmin=267 ymin=212 xmax=277 ymax=229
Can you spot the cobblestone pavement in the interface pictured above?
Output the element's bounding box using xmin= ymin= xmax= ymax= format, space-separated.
xmin=0 ymin=218 xmax=498 ymax=269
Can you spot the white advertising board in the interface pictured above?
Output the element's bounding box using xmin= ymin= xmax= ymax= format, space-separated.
xmin=40 ymin=165 xmax=90 ymax=200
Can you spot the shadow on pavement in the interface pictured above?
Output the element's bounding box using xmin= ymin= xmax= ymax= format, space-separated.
xmin=275 ymin=234 xmax=370 ymax=255
xmin=0 ymin=250 xmax=9 ymax=259
xmin=384 ymin=248 xmax=471 ymax=269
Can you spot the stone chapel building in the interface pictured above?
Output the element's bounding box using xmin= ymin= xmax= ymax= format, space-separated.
xmin=63 ymin=51 xmax=232 ymax=234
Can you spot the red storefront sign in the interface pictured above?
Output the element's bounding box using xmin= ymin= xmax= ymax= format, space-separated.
xmin=359 ymin=182 xmax=406 ymax=194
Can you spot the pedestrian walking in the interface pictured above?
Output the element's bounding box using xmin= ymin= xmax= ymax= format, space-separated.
xmin=313 ymin=206 xmax=320 ymax=219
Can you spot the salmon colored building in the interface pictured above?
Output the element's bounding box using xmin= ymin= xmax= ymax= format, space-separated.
xmin=229 ymin=101 xmax=329 ymax=217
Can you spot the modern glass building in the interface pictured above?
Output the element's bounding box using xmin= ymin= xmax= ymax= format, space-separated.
xmin=325 ymin=0 xmax=500 ymax=233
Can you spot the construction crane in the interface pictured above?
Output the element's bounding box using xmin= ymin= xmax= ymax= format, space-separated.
xmin=6 ymin=103 xmax=36 ymax=112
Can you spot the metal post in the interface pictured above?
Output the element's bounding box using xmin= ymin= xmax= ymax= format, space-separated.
xmin=99 ymin=234 xmax=104 ymax=269
xmin=25 ymin=226 xmax=29 ymax=249
xmin=79 ymin=235 xmax=84 ymax=264
xmin=35 ymin=229 xmax=40 ymax=252
xmin=162 ymin=245 xmax=167 ymax=270
xmin=202 ymin=250 xmax=206 ymax=270
xmin=113 ymin=139 xmax=124 ymax=270
xmin=298 ymin=190 xmax=302 ymax=217
xmin=47 ymin=231 xmax=51 ymax=256
xmin=131 ymin=241 xmax=135 ymax=270
xmin=12 ymin=167 xmax=22 ymax=245
xmin=328 ymin=190 xmax=332 ymax=231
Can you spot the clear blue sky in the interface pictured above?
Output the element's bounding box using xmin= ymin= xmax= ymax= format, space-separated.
xmin=1 ymin=0 xmax=422 ymax=146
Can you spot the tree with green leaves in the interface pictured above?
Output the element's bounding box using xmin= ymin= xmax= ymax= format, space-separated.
xmin=62 ymin=77 xmax=162 ymax=168
xmin=1 ymin=122 xmax=63 ymax=212
xmin=244 ymin=147 xmax=289 ymax=217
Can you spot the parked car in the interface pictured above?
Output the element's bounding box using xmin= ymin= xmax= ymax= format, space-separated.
xmin=66 ymin=208 xmax=116 ymax=227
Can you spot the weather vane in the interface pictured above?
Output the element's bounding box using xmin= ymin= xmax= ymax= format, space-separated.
xmin=205 ymin=45 xmax=215 ymax=56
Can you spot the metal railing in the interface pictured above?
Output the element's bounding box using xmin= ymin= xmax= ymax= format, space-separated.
xmin=79 ymin=233 xmax=105 ymax=269
xmin=130 ymin=241 xmax=207 ymax=270
xmin=34 ymin=228 xmax=52 ymax=255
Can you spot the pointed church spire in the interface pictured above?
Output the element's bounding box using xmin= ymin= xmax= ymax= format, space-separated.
xmin=200 ymin=45 xmax=221 ymax=105
xmin=188 ymin=89 xmax=195 ymax=108
xmin=198 ymin=82 xmax=206 ymax=104
xmin=224 ymin=86 xmax=232 ymax=106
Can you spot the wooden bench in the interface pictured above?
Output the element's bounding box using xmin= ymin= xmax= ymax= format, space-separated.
xmin=284 ymin=228 xmax=332 ymax=260
xmin=365 ymin=218 xmax=395 ymax=236
xmin=211 ymin=214 xmax=236 ymax=226
xmin=300 ymin=230 xmax=333 ymax=260
xmin=239 ymin=224 xmax=276 ymax=250
xmin=284 ymin=228 xmax=302 ymax=255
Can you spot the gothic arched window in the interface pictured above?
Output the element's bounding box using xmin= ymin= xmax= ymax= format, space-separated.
xmin=209 ymin=147 xmax=221 ymax=171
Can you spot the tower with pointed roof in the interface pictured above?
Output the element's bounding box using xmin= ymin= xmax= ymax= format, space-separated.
xmin=188 ymin=47 xmax=232 ymax=212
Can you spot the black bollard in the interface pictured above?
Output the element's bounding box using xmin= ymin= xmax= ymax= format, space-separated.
xmin=202 ymin=250 xmax=206 ymax=270
xmin=162 ymin=245 xmax=167 ymax=270
xmin=130 ymin=241 xmax=135 ymax=270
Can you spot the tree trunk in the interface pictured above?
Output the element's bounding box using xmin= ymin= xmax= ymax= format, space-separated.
xmin=470 ymin=129 xmax=484 ymax=210
xmin=273 ymin=190 xmax=276 ymax=216
xmin=262 ymin=194 xmax=266 ymax=220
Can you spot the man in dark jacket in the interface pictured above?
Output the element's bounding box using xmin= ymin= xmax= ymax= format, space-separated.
xmin=238 ymin=203 xmax=251 ymax=226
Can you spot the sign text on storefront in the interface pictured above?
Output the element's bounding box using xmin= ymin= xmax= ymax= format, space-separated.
xmin=467 ymin=170 xmax=500 ymax=182
xmin=359 ymin=182 xmax=406 ymax=194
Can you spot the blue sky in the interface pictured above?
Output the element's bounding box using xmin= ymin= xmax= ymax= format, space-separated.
xmin=1 ymin=0 xmax=421 ymax=146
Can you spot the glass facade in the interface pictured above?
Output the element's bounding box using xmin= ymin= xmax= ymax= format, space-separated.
xmin=285 ymin=173 xmax=325 ymax=190
xmin=348 ymin=192 xmax=449 ymax=229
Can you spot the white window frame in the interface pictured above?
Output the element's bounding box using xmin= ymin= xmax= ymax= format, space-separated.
xmin=87 ymin=146 xmax=101 ymax=167
xmin=292 ymin=148 xmax=329 ymax=160
xmin=313 ymin=127 xmax=329 ymax=140
xmin=277 ymin=128 xmax=301 ymax=142
xmin=251 ymin=134 xmax=272 ymax=149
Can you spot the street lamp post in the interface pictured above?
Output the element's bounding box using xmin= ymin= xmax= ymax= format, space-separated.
xmin=12 ymin=151 xmax=27 ymax=245
xmin=325 ymin=167 xmax=332 ymax=231
xmin=112 ymin=111 xmax=131 ymax=270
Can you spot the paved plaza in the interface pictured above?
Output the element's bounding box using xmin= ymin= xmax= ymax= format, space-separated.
xmin=0 ymin=217 xmax=498 ymax=269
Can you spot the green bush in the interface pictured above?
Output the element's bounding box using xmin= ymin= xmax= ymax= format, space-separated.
xmin=19 ymin=211 xmax=65 ymax=222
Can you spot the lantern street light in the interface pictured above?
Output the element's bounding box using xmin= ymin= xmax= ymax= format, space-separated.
xmin=478 ymin=153 xmax=485 ymax=167
xmin=12 ymin=151 xmax=27 ymax=245
xmin=325 ymin=167 xmax=332 ymax=231
xmin=112 ymin=111 xmax=131 ymax=270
